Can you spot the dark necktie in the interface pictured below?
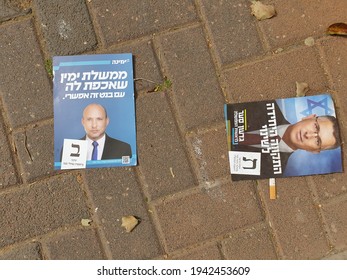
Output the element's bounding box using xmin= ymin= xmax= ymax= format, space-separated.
xmin=92 ymin=141 xmax=98 ymax=160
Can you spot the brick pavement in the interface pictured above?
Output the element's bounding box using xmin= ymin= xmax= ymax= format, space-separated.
xmin=0 ymin=0 xmax=346 ymax=260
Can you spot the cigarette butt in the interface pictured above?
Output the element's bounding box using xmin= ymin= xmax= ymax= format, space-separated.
xmin=269 ymin=178 xmax=276 ymax=200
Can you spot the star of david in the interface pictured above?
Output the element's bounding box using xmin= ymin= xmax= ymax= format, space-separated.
xmin=300 ymin=97 xmax=334 ymax=116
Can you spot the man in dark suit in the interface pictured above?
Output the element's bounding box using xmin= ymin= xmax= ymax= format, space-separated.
xmin=61 ymin=103 xmax=131 ymax=161
xmin=80 ymin=103 xmax=132 ymax=160
xmin=228 ymin=100 xmax=340 ymax=180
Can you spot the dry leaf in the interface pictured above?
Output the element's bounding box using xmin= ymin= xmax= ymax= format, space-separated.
xmin=250 ymin=1 xmax=276 ymax=21
xmin=327 ymin=23 xmax=347 ymax=36
xmin=121 ymin=216 xmax=139 ymax=232
xmin=296 ymin=82 xmax=309 ymax=97
xmin=81 ymin=218 xmax=92 ymax=226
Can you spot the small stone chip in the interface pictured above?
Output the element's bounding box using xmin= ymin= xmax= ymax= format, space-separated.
xmin=121 ymin=216 xmax=139 ymax=233
xmin=81 ymin=218 xmax=92 ymax=226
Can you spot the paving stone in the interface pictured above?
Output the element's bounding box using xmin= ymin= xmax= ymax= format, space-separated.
xmin=45 ymin=229 xmax=104 ymax=260
xmin=200 ymin=0 xmax=263 ymax=65
xmin=189 ymin=127 xmax=230 ymax=183
xmin=171 ymin=243 xmax=222 ymax=260
xmin=0 ymin=115 xmax=18 ymax=189
xmin=323 ymin=249 xmax=347 ymax=260
xmin=0 ymin=0 xmax=31 ymax=22
xmin=34 ymin=0 xmax=97 ymax=55
xmin=322 ymin=200 xmax=347 ymax=250
xmin=136 ymin=92 xmax=196 ymax=199
xmin=105 ymin=40 xmax=162 ymax=92
xmin=258 ymin=177 xmax=329 ymax=259
xmin=0 ymin=19 xmax=53 ymax=128
xmin=13 ymin=123 xmax=57 ymax=182
xmin=259 ymin=0 xmax=347 ymax=48
xmin=318 ymin=37 xmax=347 ymax=142
xmin=155 ymin=182 xmax=263 ymax=252
xmin=85 ymin=168 xmax=162 ymax=259
xmin=223 ymin=47 xmax=329 ymax=103
xmin=0 ymin=174 xmax=90 ymax=248
xmin=0 ymin=242 xmax=42 ymax=260
xmin=221 ymin=225 xmax=277 ymax=260
xmin=91 ymin=0 xmax=197 ymax=46
xmin=310 ymin=161 xmax=347 ymax=202
xmin=157 ymin=27 xmax=225 ymax=130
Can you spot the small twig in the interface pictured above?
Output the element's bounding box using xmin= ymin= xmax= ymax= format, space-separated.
xmin=24 ymin=131 xmax=33 ymax=161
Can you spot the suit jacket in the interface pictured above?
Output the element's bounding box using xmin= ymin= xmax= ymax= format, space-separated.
xmin=227 ymin=100 xmax=292 ymax=180
xmin=81 ymin=134 xmax=132 ymax=160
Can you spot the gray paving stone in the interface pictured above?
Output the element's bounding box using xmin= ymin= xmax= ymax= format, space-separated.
xmin=33 ymin=0 xmax=97 ymax=55
xmin=258 ymin=178 xmax=330 ymax=259
xmin=0 ymin=0 xmax=31 ymax=22
xmin=170 ymin=243 xmax=222 ymax=260
xmin=85 ymin=168 xmax=162 ymax=259
xmin=221 ymin=225 xmax=277 ymax=260
xmin=0 ymin=242 xmax=42 ymax=260
xmin=91 ymin=0 xmax=198 ymax=46
xmin=323 ymin=249 xmax=347 ymax=260
xmin=322 ymin=200 xmax=347 ymax=250
xmin=200 ymin=0 xmax=263 ymax=65
xmin=136 ymin=92 xmax=196 ymax=199
xmin=188 ymin=127 xmax=230 ymax=183
xmin=155 ymin=182 xmax=263 ymax=252
xmin=223 ymin=47 xmax=329 ymax=103
xmin=45 ymin=229 xmax=105 ymax=260
xmin=0 ymin=114 xmax=18 ymax=189
xmin=13 ymin=123 xmax=56 ymax=182
xmin=157 ymin=27 xmax=225 ymax=130
xmin=0 ymin=19 xmax=53 ymax=128
xmin=259 ymin=0 xmax=347 ymax=49
xmin=105 ymin=40 xmax=162 ymax=92
xmin=0 ymin=174 xmax=90 ymax=247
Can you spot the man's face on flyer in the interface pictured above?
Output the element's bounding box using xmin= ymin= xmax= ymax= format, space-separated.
xmin=288 ymin=115 xmax=336 ymax=153
xmin=82 ymin=104 xmax=109 ymax=141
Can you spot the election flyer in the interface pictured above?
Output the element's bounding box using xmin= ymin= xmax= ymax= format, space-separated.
xmin=53 ymin=53 xmax=137 ymax=170
xmin=224 ymin=94 xmax=343 ymax=181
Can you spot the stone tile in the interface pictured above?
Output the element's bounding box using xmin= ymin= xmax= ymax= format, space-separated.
xmin=259 ymin=0 xmax=347 ymax=48
xmin=34 ymin=0 xmax=97 ymax=55
xmin=310 ymin=163 xmax=347 ymax=202
xmin=0 ymin=115 xmax=18 ymax=189
xmin=85 ymin=168 xmax=162 ymax=259
xmin=223 ymin=47 xmax=329 ymax=103
xmin=319 ymin=37 xmax=347 ymax=142
xmin=323 ymin=250 xmax=347 ymax=260
xmin=155 ymin=182 xmax=263 ymax=252
xmin=105 ymin=40 xmax=162 ymax=92
xmin=91 ymin=0 xmax=197 ymax=46
xmin=221 ymin=225 xmax=277 ymax=260
xmin=322 ymin=199 xmax=347 ymax=250
xmin=0 ymin=0 xmax=31 ymax=22
xmin=0 ymin=242 xmax=42 ymax=260
xmin=13 ymin=123 xmax=56 ymax=182
xmin=258 ymin=177 xmax=330 ymax=259
xmin=171 ymin=243 xmax=222 ymax=260
xmin=46 ymin=229 xmax=104 ymax=260
xmin=157 ymin=27 xmax=225 ymax=130
xmin=0 ymin=19 xmax=53 ymax=128
xmin=200 ymin=0 xmax=263 ymax=65
xmin=189 ymin=127 xmax=230 ymax=183
xmin=0 ymin=174 xmax=90 ymax=247
xmin=136 ymin=92 xmax=196 ymax=199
